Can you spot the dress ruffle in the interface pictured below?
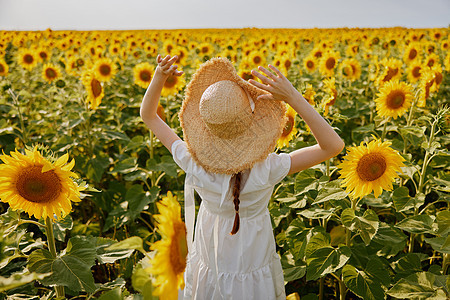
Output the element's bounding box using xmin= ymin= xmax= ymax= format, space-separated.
xmin=183 ymin=250 xmax=285 ymax=300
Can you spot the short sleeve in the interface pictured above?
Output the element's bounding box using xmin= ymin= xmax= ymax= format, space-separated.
xmin=171 ymin=140 xmax=193 ymax=173
xmin=266 ymin=152 xmax=291 ymax=185
xmin=249 ymin=152 xmax=291 ymax=188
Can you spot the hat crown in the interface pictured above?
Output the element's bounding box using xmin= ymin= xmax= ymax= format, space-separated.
xmin=199 ymin=80 xmax=253 ymax=139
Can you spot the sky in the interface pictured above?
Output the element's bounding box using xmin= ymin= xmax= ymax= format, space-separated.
xmin=0 ymin=0 xmax=449 ymax=31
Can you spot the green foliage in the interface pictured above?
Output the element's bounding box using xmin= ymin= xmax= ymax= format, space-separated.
xmin=0 ymin=28 xmax=449 ymax=300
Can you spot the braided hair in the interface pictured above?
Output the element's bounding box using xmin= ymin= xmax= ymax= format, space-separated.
xmin=230 ymin=172 xmax=242 ymax=235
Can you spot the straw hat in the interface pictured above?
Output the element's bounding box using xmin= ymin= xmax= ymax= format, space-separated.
xmin=179 ymin=57 xmax=287 ymax=175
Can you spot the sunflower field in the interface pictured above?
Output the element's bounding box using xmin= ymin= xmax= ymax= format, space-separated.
xmin=0 ymin=27 xmax=449 ymax=300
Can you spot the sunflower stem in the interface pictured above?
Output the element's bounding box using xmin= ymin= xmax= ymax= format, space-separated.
xmin=409 ymin=118 xmax=437 ymax=253
xmin=406 ymin=93 xmax=417 ymax=127
xmin=149 ymin=131 xmax=157 ymax=187
xmin=45 ymin=216 xmax=65 ymax=298
xmin=339 ymin=275 xmax=347 ymax=300
xmin=443 ymin=253 xmax=449 ymax=275
xmin=18 ymin=220 xmax=46 ymax=228
xmin=8 ymin=88 xmax=28 ymax=144
xmin=381 ymin=117 xmax=389 ymax=142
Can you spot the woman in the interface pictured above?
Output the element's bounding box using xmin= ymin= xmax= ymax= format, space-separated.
xmin=140 ymin=54 xmax=344 ymax=299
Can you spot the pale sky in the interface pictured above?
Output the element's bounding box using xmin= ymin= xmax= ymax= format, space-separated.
xmin=0 ymin=0 xmax=449 ymax=30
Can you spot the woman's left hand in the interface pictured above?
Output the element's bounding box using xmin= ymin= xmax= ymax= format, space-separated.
xmin=248 ymin=65 xmax=299 ymax=104
xmin=156 ymin=54 xmax=184 ymax=78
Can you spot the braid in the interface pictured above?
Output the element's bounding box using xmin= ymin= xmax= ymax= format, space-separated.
xmin=230 ymin=172 xmax=242 ymax=235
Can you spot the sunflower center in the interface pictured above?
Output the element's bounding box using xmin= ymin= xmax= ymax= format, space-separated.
xmin=16 ymin=165 xmax=62 ymax=203
xmin=427 ymin=59 xmax=435 ymax=67
xmin=91 ymin=79 xmax=102 ymax=97
xmin=45 ymin=68 xmax=57 ymax=79
xmin=284 ymin=60 xmax=292 ymax=69
xmin=0 ymin=64 xmax=4 ymax=73
xmin=282 ymin=115 xmax=294 ymax=137
xmin=325 ymin=57 xmax=335 ymax=70
xmin=412 ymin=66 xmax=421 ymax=78
xmin=356 ymin=153 xmax=387 ymax=181
xmin=39 ymin=52 xmax=48 ymax=60
xmin=408 ymin=49 xmax=417 ymax=60
xmin=99 ymin=64 xmax=111 ymax=76
xmin=24 ymin=54 xmax=34 ymax=64
xmin=386 ymin=90 xmax=405 ymax=109
xmin=342 ymin=66 xmax=351 ymax=77
xmin=383 ymin=67 xmax=398 ymax=82
xmin=164 ymin=76 xmax=177 ymax=89
xmin=253 ymin=56 xmax=261 ymax=64
xmin=140 ymin=70 xmax=151 ymax=82
xmin=201 ymin=46 xmax=209 ymax=53
xmin=307 ymin=61 xmax=314 ymax=68
xmin=170 ymin=223 xmax=187 ymax=275
xmin=435 ymin=72 xmax=442 ymax=85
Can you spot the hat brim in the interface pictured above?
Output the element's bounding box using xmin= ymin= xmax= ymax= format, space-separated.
xmin=180 ymin=57 xmax=287 ymax=175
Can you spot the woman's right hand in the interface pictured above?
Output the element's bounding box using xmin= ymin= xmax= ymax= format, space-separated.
xmin=156 ymin=54 xmax=184 ymax=78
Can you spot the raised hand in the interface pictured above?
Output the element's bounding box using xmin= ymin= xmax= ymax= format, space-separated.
xmin=248 ymin=65 xmax=299 ymax=104
xmin=156 ymin=54 xmax=184 ymax=77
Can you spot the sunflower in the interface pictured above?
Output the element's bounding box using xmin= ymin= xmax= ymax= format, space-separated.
xmin=375 ymin=58 xmax=402 ymax=87
xmin=319 ymin=51 xmax=340 ymax=77
xmin=340 ymin=58 xmax=361 ymax=82
xmin=430 ymin=64 xmax=443 ymax=93
xmin=417 ymin=70 xmax=435 ymax=108
xmin=445 ymin=53 xmax=450 ymax=72
xmin=133 ymin=62 xmax=155 ymax=89
xmin=406 ymin=61 xmax=423 ymax=83
xmin=42 ymin=63 xmax=61 ymax=83
xmin=170 ymin=45 xmax=188 ymax=65
xmin=92 ymin=57 xmax=117 ymax=82
xmin=303 ymin=55 xmax=317 ymax=73
xmin=277 ymin=104 xmax=298 ymax=148
xmin=35 ymin=47 xmax=51 ymax=63
xmin=18 ymin=48 xmax=38 ymax=71
xmin=345 ymin=43 xmax=360 ymax=57
xmin=403 ymin=42 xmax=421 ymax=64
xmin=248 ymin=51 xmax=266 ymax=67
xmin=161 ymin=74 xmax=185 ymax=97
xmin=374 ymin=80 xmax=413 ymax=119
xmin=322 ymin=77 xmax=337 ymax=116
xmin=440 ymin=39 xmax=449 ymax=52
xmin=0 ymin=59 xmax=8 ymax=77
xmin=424 ymin=53 xmax=440 ymax=68
xmin=81 ymin=70 xmax=104 ymax=110
xmin=146 ymin=192 xmax=187 ymax=300
xmin=338 ymin=138 xmax=405 ymax=200
xmin=303 ymin=83 xmax=316 ymax=106
xmin=197 ymin=42 xmax=214 ymax=58
xmin=0 ymin=147 xmax=84 ymax=220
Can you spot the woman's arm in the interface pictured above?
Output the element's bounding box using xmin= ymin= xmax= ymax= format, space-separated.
xmin=249 ymin=65 xmax=345 ymax=175
xmin=140 ymin=55 xmax=183 ymax=153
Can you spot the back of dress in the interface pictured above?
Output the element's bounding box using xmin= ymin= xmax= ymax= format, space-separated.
xmin=172 ymin=140 xmax=290 ymax=300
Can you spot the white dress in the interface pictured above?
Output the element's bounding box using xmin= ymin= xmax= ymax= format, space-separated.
xmin=172 ymin=140 xmax=290 ymax=300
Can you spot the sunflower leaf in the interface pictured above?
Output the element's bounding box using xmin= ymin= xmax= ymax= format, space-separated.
xmin=132 ymin=264 xmax=158 ymax=300
xmin=306 ymin=245 xmax=351 ymax=281
xmin=392 ymin=186 xmax=416 ymax=212
xmin=436 ymin=211 xmax=450 ymax=236
xmin=342 ymin=264 xmax=386 ymax=300
xmin=0 ymin=271 xmax=52 ymax=293
xmin=294 ymin=169 xmax=319 ymax=194
xmin=423 ymin=236 xmax=450 ymax=254
xmin=281 ymin=251 xmax=307 ymax=282
xmin=387 ymin=271 xmax=447 ymax=300
xmin=395 ymin=215 xmax=434 ymax=234
xmin=27 ymin=237 xmax=97 ymax=293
